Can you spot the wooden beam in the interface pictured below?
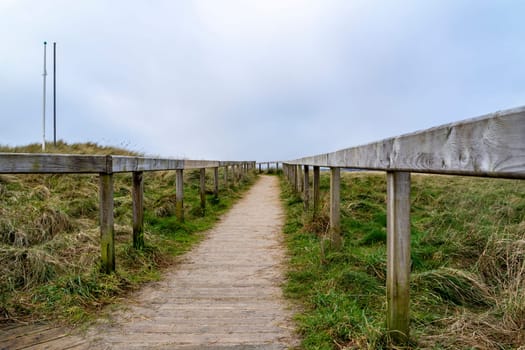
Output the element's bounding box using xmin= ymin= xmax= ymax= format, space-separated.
xmin=132 ymin=171 xmax=144 ymax=250
xmin=112 ymin=156 xmax=183 ymax=172
xmin=184 ymin=160 xmax=220 ymax=169
xmin=386 ymin=171 xmax=411 ymax=344
xmin=200 ymin=168 xmax=206 ymax=215
xmin=99 ymin=172 xmax=115 ymax=273
xmin=0 ymin=154 xmax=255 ymax=174
xmin=0 ymin=153 xmax=107 ymax=173
xmin=286 ymin=106 xmax=525 ymax=179
xmin=329 ymin=167 xmax=342 ymax=249
xmin=313 ymin=166 xmax=320 ymax=216
xmin=176 ymin=169 xmax=184 ymax=222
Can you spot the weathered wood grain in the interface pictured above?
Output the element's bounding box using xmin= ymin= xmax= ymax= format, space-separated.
xmin=287 ymin=106 xmax=525 ymax=179
xmin=386 ymin=171 xmax=411 ymax=344
xmin=329 ymin=167 xmax=342 ymax=249
xmin=0 ymin=154 xmax=253 ymax=174
xmin=184 ymin=160 xmax=220 ymax=169
xmin=0 ymin=153 xmax=107 ymax=173
xmin=112 ymin=156 xmax=183 ymax=172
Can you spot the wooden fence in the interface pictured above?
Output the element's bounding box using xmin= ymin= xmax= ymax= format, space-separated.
xmin=0 ymin=154 xmax=255 ymax=273
xmin=256 ymin=161 xmax=281 ymax=173
xmin=282 ymin=106 xmax=525 ymax=343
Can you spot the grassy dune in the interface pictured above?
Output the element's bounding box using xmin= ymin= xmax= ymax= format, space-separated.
xmin=0 ymin=142 xmax=255 ymax=325
xmin=281 ymin=172 xmax=524 ymax=349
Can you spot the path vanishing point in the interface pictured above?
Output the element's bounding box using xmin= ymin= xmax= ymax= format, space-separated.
xmin=0 ymin=176 xmax=297 ymax=350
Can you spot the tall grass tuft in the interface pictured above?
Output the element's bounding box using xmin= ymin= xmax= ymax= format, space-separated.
xmin=281 ymin=172 xmax=525 ymax=349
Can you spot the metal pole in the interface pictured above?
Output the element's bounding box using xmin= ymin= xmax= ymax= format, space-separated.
xmin=42 ymin=41 xmax=47 ymax=151
xmin=53 ymin=42 xmax=56 ymax=147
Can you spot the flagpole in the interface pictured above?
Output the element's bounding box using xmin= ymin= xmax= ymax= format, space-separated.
xmin=42 ymin=41 xmax=47 ymax=151
xmin=53 ymin=42 xmax=56 ymax=147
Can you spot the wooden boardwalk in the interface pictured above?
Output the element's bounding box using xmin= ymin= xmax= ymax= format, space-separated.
xmin=0 ymin=176 xmax=297 ymax=349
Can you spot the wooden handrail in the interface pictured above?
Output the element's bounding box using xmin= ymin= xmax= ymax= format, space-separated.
xmin=281 ymin=105 xmax=525 ymax=345
xmin=285 ymin=106 xmax=525 ymax=179
xmin=0 ymin=154 xmax=256 ymax=274
xmin=0 ymin=154 xmax=254 ymax=174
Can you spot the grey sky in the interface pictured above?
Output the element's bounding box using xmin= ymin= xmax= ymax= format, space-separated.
xmin=1 ymin=1 xmax=524 ymax=160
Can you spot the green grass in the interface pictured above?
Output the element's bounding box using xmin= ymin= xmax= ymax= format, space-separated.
xmin=281 ymin=172 xmax=525 ymax=349
xmin=0 ymin=142 xmax=256 ymax=326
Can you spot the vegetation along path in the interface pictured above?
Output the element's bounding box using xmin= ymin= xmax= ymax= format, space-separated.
xmin=1 ymin=175 xmax=297 ymax=349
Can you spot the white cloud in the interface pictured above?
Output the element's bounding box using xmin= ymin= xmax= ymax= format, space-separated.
xmin=1 ymin=0 xmax=524 ymax=160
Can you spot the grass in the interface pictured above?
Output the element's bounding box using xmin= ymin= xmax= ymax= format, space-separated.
xmin=0 ymin=141 xmax=256 ymax=326
xmin=281 ymin=171 xmax=525 ymax=349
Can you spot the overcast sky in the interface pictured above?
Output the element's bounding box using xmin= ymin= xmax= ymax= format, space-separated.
xmin=1 ymin=1 xmax=524 ymax=160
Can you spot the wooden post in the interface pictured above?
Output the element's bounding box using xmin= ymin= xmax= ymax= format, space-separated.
xmin=293 ymin=165 xmax=298 ymax=192
xmin=299 ymin=165 xmax=304 ymax=192
xmin=313 ymin=166 xmax=320 ymax=216
xmin=386 ymin=171 xmax=411 ymax=344
xmin=259 ymin=163 xmax=262 ymax=173
xmin=176 ymin=169 xmax=184 ymax=221
xmin=200 ymin=168 xmax=206 ymax=215
xmin=132 ymin=171 xmax=144 ymax=250
xmin=329 ymin=167 xmax=342 ymax=248
xmin=213 ymin=167 xmax=219 ymax=199
xmin=99 ymin=171 xmax=115 ymax=273
xmin=224 ymin=165 xmax=229 ymax=185
xmin=303 ymin=165 xmax=310 ymax=210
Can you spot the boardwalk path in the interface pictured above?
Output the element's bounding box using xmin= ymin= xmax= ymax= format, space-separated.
xmin=0 ymin=176 xmax=297 ymax=349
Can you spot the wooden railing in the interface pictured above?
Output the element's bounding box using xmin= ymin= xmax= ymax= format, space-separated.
xmin=0 ymin=154 xmax=255 ymax=273
xmin=255 ymin=161 xmax=281 ymax=173
xmin=282 ymin=105 xmax=525 ymax=343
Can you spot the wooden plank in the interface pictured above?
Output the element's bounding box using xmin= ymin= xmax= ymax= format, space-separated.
xmin=176 ymin=169 xmax=184 ymax=222
xmin=329 ymin=167 xmax=342 ymax=249
xmin=386 ymin=171 xmax=411 ymax=344
xmin=184 ymin=160 xmax=220 ymax=169
xmin=112 ymin=156 xmax=183 ymax=172
xmin=132 ymin=171 xmax=144 ymax=250
xmin=0 ymin=153 xmax=107 ymax=173
xmin=0 ymin=323 xmax=57 ymax=342
xmin=313 ymin=166 xmax=320 ymax=216
xmin=0 ymin=326 xmax=70 ymax=349
xmin=286 ymin=106 xmax=525 ymax=179
xmin=0 ymin=154 xmax=255 ymax=174
xmin=99 ymin=172 xmax=115 ymax=273
xmin=200 ymin=168 xmax=206 ymax=215
xmin=303 ymin=165 xmax=310 ymax=210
